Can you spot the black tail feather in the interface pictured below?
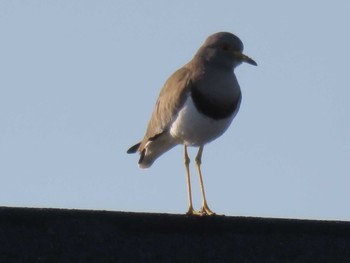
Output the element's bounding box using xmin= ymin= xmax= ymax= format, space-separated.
xmin=127 ymin=142 xmax=141 ymax=154
xmin=138 ymin=149 xmax=146 ymax=165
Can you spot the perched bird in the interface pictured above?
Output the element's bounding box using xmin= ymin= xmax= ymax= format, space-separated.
xmin=127 ymin=32 xmax=257 ymax=215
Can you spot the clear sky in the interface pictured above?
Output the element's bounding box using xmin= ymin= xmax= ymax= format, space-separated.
xmin=1 ymin=1 xmax=349 ymax=220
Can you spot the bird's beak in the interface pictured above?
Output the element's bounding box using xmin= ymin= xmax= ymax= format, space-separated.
xmin=233 ymin=51 xmax=257 ymax=66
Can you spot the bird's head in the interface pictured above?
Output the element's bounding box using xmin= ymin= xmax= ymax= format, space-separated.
xmin=197 ymin=32 xmax=257 ymax=69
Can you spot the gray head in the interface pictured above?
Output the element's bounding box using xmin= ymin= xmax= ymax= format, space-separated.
xmin=194 ymin=32 xmax=257 ymax=69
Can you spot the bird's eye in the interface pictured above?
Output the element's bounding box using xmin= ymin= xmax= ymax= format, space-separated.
xmin=222 ymin=44 xmax=230 ymax=51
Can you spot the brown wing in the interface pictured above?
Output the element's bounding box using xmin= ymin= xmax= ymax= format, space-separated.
xmin=138 ymin=66 xmax=192 ymax=152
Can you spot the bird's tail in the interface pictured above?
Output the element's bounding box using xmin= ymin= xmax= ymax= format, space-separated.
xmin=127 ymin=132 xmax=178 ymax=169
xmin=127 ymin=143 xmax=141 ymax=154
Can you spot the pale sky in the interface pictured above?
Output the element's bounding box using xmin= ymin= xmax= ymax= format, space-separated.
xmin=1 ymin=1 xmax=349 ymax=220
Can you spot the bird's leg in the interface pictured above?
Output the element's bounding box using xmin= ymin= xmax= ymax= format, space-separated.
xmin=195 ymin=146 xmax=215 ymax=216
xmin=184 ymin=145 xmax=200 ymax=215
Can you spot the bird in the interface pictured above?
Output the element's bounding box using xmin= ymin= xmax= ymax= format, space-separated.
xmin=127 ymin=32 xmax=257 ymax=216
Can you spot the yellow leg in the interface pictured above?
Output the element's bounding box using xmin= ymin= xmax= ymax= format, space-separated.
xmin=195 ymin=146 xmax=215 ymax=216
xmin=184 ymin=145 xmax=200 ymax=215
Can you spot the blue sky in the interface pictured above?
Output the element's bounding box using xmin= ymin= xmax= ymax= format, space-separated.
xmin=1 ymin=1 xmax=349 ymax=220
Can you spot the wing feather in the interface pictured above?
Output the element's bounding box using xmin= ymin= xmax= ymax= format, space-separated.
xmin=138 ymin=66 xmax=192 ymax=151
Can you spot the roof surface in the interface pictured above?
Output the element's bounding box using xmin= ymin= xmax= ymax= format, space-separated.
xmin=1 ymin=206 xmax=350 ymax=262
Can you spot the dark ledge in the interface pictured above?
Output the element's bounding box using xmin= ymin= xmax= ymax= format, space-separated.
xmin=1 ymin=206 xmax=350 ymax=262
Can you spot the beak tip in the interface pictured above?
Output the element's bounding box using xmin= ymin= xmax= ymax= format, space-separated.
xmin=245 ymin=57 xmax=257 ymax=66
xmin=234 ymin=52 xmax=257 ymax=66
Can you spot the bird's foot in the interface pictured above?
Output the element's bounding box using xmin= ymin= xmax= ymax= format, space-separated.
xmin=199 ymin=204 xmax=215 ymax=216
xmin=186 ymin=207 xmax=202 ymax=216
xmin=186 ymin=206 xmax=215 ymax=216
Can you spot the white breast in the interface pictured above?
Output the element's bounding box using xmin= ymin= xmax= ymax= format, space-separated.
xmin=170 ymin=96 xmax=239 ymax=146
